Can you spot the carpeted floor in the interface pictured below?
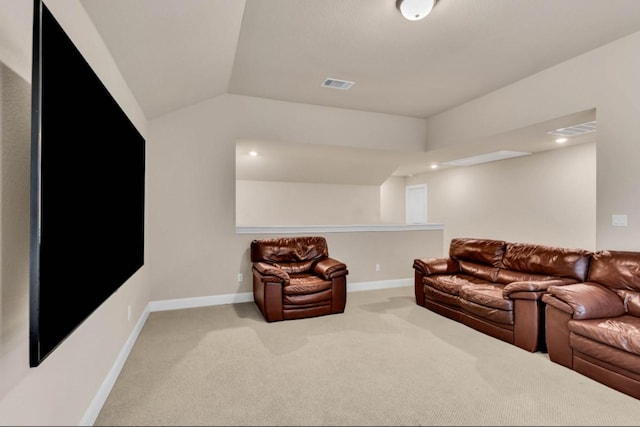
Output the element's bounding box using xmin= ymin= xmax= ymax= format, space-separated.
xmin=94 ymin=285 xmax=640 ymax=426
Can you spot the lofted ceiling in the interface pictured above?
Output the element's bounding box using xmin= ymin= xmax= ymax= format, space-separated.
xmin=80 ymin=0 xmax=640 ymax=183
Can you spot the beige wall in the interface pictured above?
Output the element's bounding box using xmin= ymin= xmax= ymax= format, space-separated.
xmin=236 ymin=180 xmax=382 ymax=226
xmin=0 ymin=0 xmax=150 ymax=425
xmin=147 ymin=94 xmax=431 ymax=302
xmin=236 ymin=175 xmax=409 ymax=227
xmin=0 ymin=0 xmax=638 ymax=424
xmin=408 ymin=143 xmax=597 ymax=253
xmin=237 ymin=229 xmax=443 ymax=285
xmin=380 ymin=176 xmax=407 ymax=224
xmin=424 ymin=31 xmax=640 ymax=251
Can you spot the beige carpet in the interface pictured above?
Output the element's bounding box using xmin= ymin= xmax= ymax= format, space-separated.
xmin=95 ymin=286 xmax=640 ymax=426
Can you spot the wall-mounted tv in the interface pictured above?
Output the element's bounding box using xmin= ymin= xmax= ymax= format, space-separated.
xmin=30 ymin=0 xmax=145 ymax=367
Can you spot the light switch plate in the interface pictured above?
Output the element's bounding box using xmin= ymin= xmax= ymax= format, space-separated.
xmin=612 ymin=214 xmax=628 ymax=227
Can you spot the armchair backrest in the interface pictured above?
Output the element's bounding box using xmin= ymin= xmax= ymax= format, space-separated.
xmin=250 ymin=236 xmax=329 ymax=273
xmin=588 ymin=250 xmax=640 ymax=317
xmin=588 ymin=250 xmax=640 ymax=291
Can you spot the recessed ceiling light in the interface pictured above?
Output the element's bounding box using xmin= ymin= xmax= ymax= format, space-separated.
xmin=555 ymin=137 xmax=568 ymax=144
xmin=430 ymin=164 xmax=438 ymax=169
xmin=248 ymin=151 xmax=258 ymax=157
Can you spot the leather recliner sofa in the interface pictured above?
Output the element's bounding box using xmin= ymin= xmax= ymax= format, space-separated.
xmin=413 ymin=237 xmax=592 ymax=352
xmin=250 ymin=236 xmax=348 ymax=322
xmin=543 ymin=250 xmax=640 ymax=400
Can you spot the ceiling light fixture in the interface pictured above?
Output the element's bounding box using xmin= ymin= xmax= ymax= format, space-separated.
xmin=248 ymin=151 xmax=258 ymax=157
xmin=555 ymin=137 xmax=568 ymax=144
xmin=396 ymin=0 xmax=437 ymax=21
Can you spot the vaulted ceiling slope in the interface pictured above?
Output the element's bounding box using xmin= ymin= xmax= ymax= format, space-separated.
xmin=81 ymin=0 xmax=640 ymax=121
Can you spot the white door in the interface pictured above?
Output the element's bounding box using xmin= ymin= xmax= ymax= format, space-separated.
xmin=406 ymin=184 xmax=427 ymax=224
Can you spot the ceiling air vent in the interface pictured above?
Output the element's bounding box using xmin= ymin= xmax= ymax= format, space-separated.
xmin=547 ymin=120 xmax=597 ymax=137
xmin=321 ymin=78 xmax=355 ymax=90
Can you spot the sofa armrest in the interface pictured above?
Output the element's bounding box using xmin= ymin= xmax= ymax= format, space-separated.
xmin=253 ymin=262 xmax=290 ymax=283
xmin=503 ymin=278 xmax=576 ymax=300
xmin=544 ymin=282 xmax=626 ymax=319
xmin=413 ymin=257 xmax=459 ymax=276
xmin=314 ymin=257 xmax=348 ymax=279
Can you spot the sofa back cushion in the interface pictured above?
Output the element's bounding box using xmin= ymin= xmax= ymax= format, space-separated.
xmin=588 ymin=250 xmax=640 ymax=292
xmin=501 ymin=242 xmax=592 ymax=281
xmin=449 ymin=238 xmax=506 ymax=268
xmin=459 ymin=261 xmax=500 ymax=282
xmin=616 ymin=290 xmax=640 ymax=317
xmin=496 ymin=269 xmax=556 ymax=285
xmin=251 ymin=236 xmax=329 ymax=264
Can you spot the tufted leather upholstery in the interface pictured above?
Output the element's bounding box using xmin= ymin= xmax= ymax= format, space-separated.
xmin=250 ymin=236 xmax=348 ymax=322
xmin=413 ymin=237 xmax=592 ymax=352
xmin=543 ymin=250 xmax=640 ymax=400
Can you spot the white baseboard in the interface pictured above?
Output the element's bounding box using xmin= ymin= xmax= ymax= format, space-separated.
xmin=148 ymin=292 xmax=254 ymax=312
xmin=80 ymin=306 xmax=150 ymax=426
xmin=347 ymin=278 xmax=412 ymax=292
xmin=79 ymin=278 xmax=412 ymax=425
xmin=147 ymin=278 xmax=413 ymax=312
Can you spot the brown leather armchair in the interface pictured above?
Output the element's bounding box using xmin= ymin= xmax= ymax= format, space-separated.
xmin=250 ymin=236 xmax=348 ymax=322
xmin=543 ymin=250 xmax=640 ymax=400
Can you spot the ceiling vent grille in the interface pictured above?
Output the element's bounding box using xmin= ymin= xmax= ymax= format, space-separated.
xmin=547 ymin=120 xmax=597 ymax=137
xmin=321 ymin=78 xmax=355 ymax=90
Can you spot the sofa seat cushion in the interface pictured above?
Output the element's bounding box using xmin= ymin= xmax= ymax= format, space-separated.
xmin=424 ymin=274 xmax=491 ymax=296
xmin=458 ymin=297 xmax=514 ymax=325
xmin=569 ymin=315 xmax=640 ymax=356
xmin=460 ymin=283 xmax=512 ymax=311
xmin=424 ymin=285 xmax=460 ymax=308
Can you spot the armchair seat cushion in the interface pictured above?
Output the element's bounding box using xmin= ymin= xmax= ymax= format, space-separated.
xmin=570 ymin=334 xmax=640 ymax=377
xmin=284 ymin=288 xmax=332 ymax=306
xmin=569 ymin=315 xmax=640 ymax=356
xmin=284 ymin=274 xmax=332 ymax=296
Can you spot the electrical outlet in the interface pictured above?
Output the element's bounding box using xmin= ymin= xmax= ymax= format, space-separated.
xmin=612 ymin=214 xmax=628 ymax=227
xmin=237 ymin=273 xmax=244 ymax=282
xmin=375 ymin=263 xmax=380 ymax=272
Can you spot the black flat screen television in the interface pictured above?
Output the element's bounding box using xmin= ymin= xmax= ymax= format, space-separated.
xmin=30 ymin=0 xmax=145 ymax=367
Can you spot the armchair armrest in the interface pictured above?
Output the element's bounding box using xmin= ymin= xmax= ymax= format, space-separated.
xmin=413 ymin=257 xmax=459 ymax=276
xmin=544 ymin=282 xmax=625 ymax=319
xmin=253 ymin=262 xmax=290 ymax=283
xmin=314 ymin=257 xmax=348 ymax=279
xmin=503 ymin=278 xmax=576 ymax=300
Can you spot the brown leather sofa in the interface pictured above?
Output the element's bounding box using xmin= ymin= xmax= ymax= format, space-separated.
xmin=543 ymin=250 xmax=640 ymax=400
xmin=413 ymin=237 xmax=592 ymax=352
xmin=250 ymin=236 xmax=348 ymax=322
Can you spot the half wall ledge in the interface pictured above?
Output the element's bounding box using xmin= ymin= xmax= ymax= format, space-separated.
xmin=235 ymin=224 xmax=444 ymax=234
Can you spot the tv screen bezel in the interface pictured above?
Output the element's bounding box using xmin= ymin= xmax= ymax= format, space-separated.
xmin=29 ymin=0 xmax=146 ymax=367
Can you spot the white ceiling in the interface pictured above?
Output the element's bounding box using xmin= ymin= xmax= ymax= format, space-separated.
xmin=80 ymin=0 xmax=640 ymax=183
